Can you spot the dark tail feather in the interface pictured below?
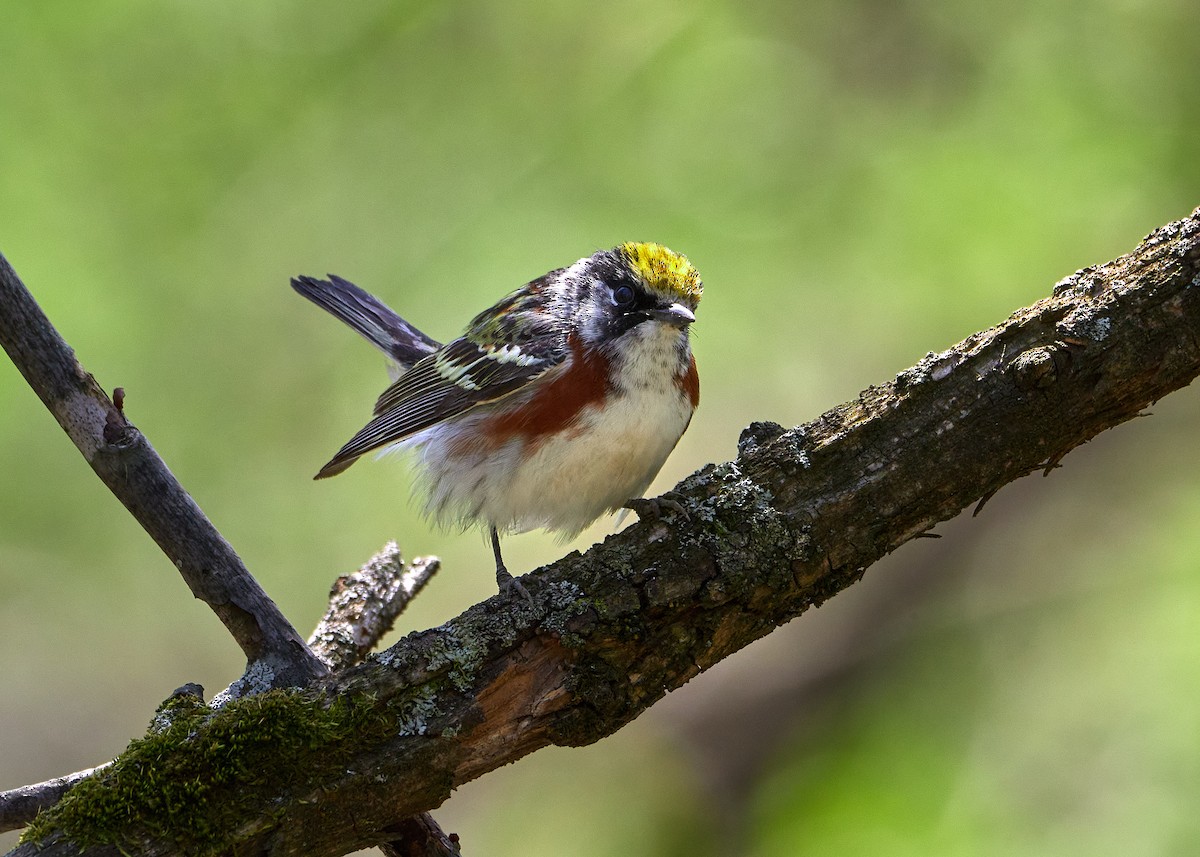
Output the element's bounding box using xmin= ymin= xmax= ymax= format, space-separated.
xmin=291 ymin=274 xmax=442 ymax=368
xmin=314 ymin=453 xmax=359 ymax=480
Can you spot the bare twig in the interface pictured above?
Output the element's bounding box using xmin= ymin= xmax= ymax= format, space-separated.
xmin=0 ymin=254 xmax=326 ymax=689
xmin=308 ymin=545 xmax=441 ymax=669
xmin=379 ymin=816 xmax=461 ymax=857
xmin=0 ymin=769 xmax=101 ymax=835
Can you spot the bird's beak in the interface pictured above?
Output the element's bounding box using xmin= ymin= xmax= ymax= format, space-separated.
xmin=648 ymin=303 xmax=696 ymax=328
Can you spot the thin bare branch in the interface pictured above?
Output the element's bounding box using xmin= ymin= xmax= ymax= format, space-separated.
xmin=379 ymin=817 xmax=461 ymax=857
xmin=0 ymin=254 xmax=326 ymax=689
xmin=0 ymin=769 xmax=101 ymax=835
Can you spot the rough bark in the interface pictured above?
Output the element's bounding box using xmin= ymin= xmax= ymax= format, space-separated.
xmin=307 ymin=545 xmax=441 ymax=671
xmin=6 ymin=208 xmax=1200 ymax=856
xmin=305 ymin=547 xmax=456 ymax=857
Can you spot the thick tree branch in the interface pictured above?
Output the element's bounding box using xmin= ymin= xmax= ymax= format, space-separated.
xmin=7 ymin=209 xmax=1200 ymax=856
xmin=0 ymin=254 xmax=327 ymax=690
xmin=0 ymin=545 xmax=444 ymax=840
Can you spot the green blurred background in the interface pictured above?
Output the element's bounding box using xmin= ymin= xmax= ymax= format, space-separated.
xmin=3 ymin=1 xmax=1200 ymax=854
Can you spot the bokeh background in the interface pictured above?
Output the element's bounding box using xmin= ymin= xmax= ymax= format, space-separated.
xmin=3 ymin=2 xmax=1200 ymax=855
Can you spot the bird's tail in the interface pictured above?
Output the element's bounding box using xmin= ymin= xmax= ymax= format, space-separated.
xmin=291 ymin=274 xmax=442 ymax=371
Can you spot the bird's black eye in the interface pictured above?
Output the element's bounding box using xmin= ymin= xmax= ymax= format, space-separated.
xmin=612 ymin=284 xmax=636 ymax=309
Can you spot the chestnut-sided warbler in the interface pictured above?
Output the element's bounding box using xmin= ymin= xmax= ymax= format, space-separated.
xmin=293 ymin=242 xmax=701 ymax=596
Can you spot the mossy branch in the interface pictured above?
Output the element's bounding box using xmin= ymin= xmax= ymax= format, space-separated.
xmin=0 ymin=543 xmax=452 ymax=851
xmin=6 ymin=208 xmax=1200 ymax=856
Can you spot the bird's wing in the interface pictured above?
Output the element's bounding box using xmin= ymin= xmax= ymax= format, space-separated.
xmin=291 ymin=274 xmax=442 ymax=368
xmin=314 ymin=332 xmax=567 ymax=478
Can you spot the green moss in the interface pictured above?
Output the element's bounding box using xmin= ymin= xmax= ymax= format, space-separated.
xmin=22 ymin=687 xmax=399 ymax=854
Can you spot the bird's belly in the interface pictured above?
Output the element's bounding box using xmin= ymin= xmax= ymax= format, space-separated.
xmin=417 ymin=383 xmax=693 ymax=537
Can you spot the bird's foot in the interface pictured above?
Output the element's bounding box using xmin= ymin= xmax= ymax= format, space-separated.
xmin=496 ymin=564 xmax=533 ymax=602
xmin=623 ymin=491 xmax=689 ymax=523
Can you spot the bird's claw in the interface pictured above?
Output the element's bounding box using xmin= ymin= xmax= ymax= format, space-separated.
xmin=496 ymin=566 xmax=533 ymax=602
xmin=624 ymin=491 xmax=689 ymax=523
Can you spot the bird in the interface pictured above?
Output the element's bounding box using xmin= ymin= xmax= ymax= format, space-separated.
xmin=292 ymin=242 xmax=701 ymax=597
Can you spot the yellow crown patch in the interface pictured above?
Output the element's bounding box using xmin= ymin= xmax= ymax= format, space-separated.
xmin=620 ymin=242 xmax=702 ymax=304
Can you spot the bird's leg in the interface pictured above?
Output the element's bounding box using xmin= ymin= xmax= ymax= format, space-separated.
xmin=490 ymin=525 xmax=509 ymax=584
xmin=491 ymin=525 xmax=531 ymax=601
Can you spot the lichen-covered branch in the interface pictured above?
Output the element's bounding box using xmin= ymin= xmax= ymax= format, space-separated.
xmin=308 ymin=545 xmax=441 ymax=670
xmin=0 ymin=254 xmax=326 ymax=690
xmin=306 ymin=545 xmax=456 ymax=857
xmin=9 ymin=209 xmax=1200 ymax=856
